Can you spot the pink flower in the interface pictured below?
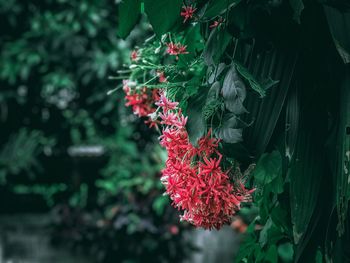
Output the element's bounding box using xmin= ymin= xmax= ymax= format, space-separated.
xmin=209 ymin=18 xmax=224 ymax=29
xmin=123 ymin=81 xmax=160 ymax=128
xmin=155 ymin=94 xmax=179 ymax=112
xmin=197 ymin=129 xmax=220 ymax=156
xmin=180 ymin=5 xmax=196 ymax=23
xmin=157 ymin=71 xmax=167 ymax=83
xmin=159 ymin=111 xmax=179 ymax=126
xmin=124 ymin=90 xmax=255 ymax=230
xmin=130 ymin=50 xmax=139 ymax=61
xmin=166 ymin=42 xmax=189 ymax=56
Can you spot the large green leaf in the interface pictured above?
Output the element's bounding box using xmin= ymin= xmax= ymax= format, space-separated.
xmin=203 ymin=28 xmax=232 ymax=65
xmin=335 ymin=70 xmax=350 ymax=235
xmin=222 ymin=65 xmax=247 ymax=114
xmin=289 ymin=129 xmax=323 ymax=244
xmin=285 ymin=88 xmax=299 ymax=162
xmin=186 ymin=91 xmax=207 ymax=146
xmin=253 ymin=151 xmax=282 ymax=186
xmin=202 ymin=0 xmax=242 ymax=18
xmin=117 ymin=0 xmax=140 ymax=38
xmin=144 ymin=0 xmax=182 ymax=37
xmin=324 ymin=6 xmax=350 ymax=64
xmin=235 ymin=62 xmax=279 ymax=98
xmin=240 ymin=47 xmax=298 ymax=157
xmin=215 ymin=116 xmax=243 ymax=143
xmin=289 ymin=0 xmax=304 ymax=23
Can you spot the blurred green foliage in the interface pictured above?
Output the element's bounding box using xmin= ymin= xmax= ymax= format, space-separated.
xmin=0 ymin=1 xmax=191 ymax=262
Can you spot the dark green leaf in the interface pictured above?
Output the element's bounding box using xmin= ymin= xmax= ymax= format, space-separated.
xmin=144 ymin=0 xmax=182 ymax=37
xmin=289 ymin=131 xmax=323 ymax=244
xmin=334 ymin=73 xmax=350 ymax=235
xmin=265 ymin=245 xmax=278 ymax=263
xmin=186 ymin=91 xmax=207 ymax=146
xmin=324 ymin=7 xmax=350 ymax=63
xmin=207 ymin=81 xmax=221 ymax=101
xmin=289 ymin=0 xmax=304 ymax=23
xmin=216 ymin=126 xmax=242 ymax=144
xmin=117 ymin=0 xmax=140 ymax=38
xmin=207 ymin=63 xmax=226 ymax=84
xmin=278 ymin=243 xmax=294 ymax=263
xmin=203 ymin=0 xmax=242 ymax=18
xmin=235 ymin=62 xmax=279 ymax=98
xmin=203 ymin=28 xmax=232 ymax=65
xmin=203 ymin=81 xmax=222 ymax=120
xmin=253 ymin=151 xmax=282 ymax=186
xmin=222 ymin=65 xmax=247 ymax=114
xmin=285 ymin=88 xmax=299 ymax=162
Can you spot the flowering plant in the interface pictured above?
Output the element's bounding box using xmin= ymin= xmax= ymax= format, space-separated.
xmin=116 ymin=0 xmax=350 ymax=262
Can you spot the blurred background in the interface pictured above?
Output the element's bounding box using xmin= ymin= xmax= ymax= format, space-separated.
xmin=0 ymin=1 xmax=243 ymax=262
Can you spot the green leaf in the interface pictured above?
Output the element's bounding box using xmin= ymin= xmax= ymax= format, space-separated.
xmin=203 ymin=0 xmax=242 ymax=18
xmin=216 ymin=115 xmax=243 ymax=143
xmin=315 ymin=248 xmax=323 ymax=263
xmin=289 ymin=0 xmax=304 ymax=23
xmin=186 ymin=91 xmax=207 ymax=146
xmin=324 ymin=7 xmax=350 ymax=64
xmin=285 ymin=88 xmax=299 ymax=161
xmin=334 ymin=72 xmax=350 ymax=235
xmin=203 ymin=81 xmax=222 ymax=120
xmin=203 ymin=28 xmax=232 ymax=65
xmin=216 ymin=126 xmax=242 ymax=144
xmin=207 ymin=63 xmax=226 ymax=84
xmin=222 ymin=65 xmax=247 ymax=114
xmin=144 ymin=0 xmax=182 ymax=37
xmin=117 ymin=0 xmax=140 ymax=38
xmin=234 ymin=62 xmax=279 ymax=98
xmin=265 ymin=245 xmax=278 ymax=263
xmin=289 ymin=130 xmax=323 ymax=244
xmin=253 ymin=151 xmax=282 ymax=186
xmin=278 ymin=243 xmax=294 ymax=263
xmin=180 ymin=24 xmax=205 ymax=65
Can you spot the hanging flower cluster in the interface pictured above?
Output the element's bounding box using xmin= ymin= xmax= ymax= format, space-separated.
xmin=154 ymin=93 xmax=254 ymax=229
xmin=123 ymin=81 xmax=160 ymax=128
xmin=120 ymin=13 xmax=255 ymax=229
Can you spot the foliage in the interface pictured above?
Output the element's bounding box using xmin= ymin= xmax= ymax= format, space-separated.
xmin=118 ymin=0 xmax=350 ymax=262
xmin=0 ymin=0 xmax=192 ymax=262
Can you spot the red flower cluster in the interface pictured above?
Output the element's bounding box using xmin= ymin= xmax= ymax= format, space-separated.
xmin=180 ymin=5 xmax=196 ymax=23
xmin=123 ymin=81 xmax=160 ymax=128
xmin=155 ymin=93 xmax=253 ymax=229
xmin=166 ymin=42 xmax=188 ymax=56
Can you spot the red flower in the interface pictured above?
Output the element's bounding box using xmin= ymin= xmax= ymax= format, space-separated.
xmin=123 ymin=81 xmax=160 ymax=128
xmin=155 ymin=94 xmax=179 ymax=112
xmin=197 ymin=129 xmax=220 ymax=156
xmin=157 ymin=71 xmax=168 ymax=83
xmin=210 ymin=17 xmax=224 ymax=29
xmin=166 ymin=42 xmax=189 ymax=56
xmin=124 ymin=89 xmax=255 ymax=230
xmin=180 ymin=5 xmax=196 ymax=23
xmin=130 ymin=50 xmax=139 ymax=61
